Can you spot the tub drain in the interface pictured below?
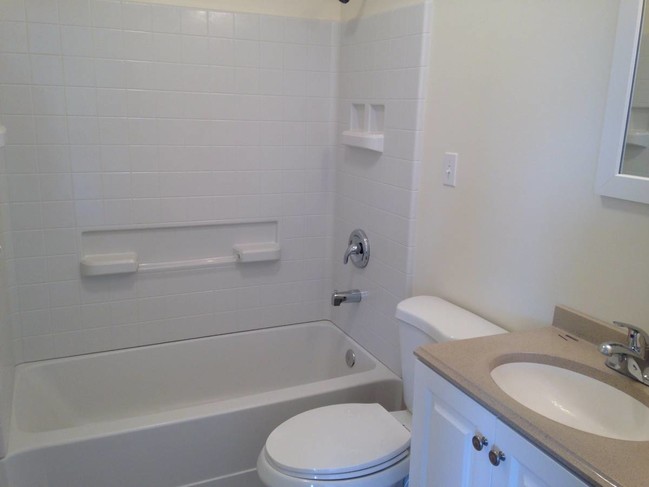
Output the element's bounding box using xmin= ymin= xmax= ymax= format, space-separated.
xmin=345 ymin=349 xmax=356 ymax=368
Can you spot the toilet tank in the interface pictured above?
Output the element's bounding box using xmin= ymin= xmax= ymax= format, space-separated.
xmin=395 ymin=296 xmax=507 ymax=411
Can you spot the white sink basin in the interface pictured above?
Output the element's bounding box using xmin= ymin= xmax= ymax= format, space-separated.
xmin=490 ymin=362 xmax=649 ymax=441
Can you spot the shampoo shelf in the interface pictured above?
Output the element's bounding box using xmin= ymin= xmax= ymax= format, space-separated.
xmin=81 ymin=253 xmax=138 ymax=276
xmin=341 ymin=131 xmax=385 ymax=152
xmin=342 ymin=103 xmax=385 ymax=153
xmin=81 ymin=243 xmax=281 ymax=277
xmin=79 ymin=221 xmax=280 ymax=277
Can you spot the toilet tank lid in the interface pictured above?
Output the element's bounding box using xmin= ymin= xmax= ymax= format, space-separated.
xmin=396 ymin=296 xmax=506 ymax=342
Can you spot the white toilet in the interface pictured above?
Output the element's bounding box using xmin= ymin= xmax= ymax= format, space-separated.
xmin=257 ymin=296 xmax=507 ymax=487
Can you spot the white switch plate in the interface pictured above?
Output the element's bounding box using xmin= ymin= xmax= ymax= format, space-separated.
xmin=443 ymin=152 xmax=458 ymax=187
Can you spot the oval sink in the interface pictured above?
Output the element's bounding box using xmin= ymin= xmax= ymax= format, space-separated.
xmin=490 ymin=362 xmax=649 ymax=441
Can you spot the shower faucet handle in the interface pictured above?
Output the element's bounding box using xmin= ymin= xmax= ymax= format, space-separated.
xmin=343 ymin=229 xmax=370 ymax=268
xmin=343 ymin=243 xmax=361 ymax=264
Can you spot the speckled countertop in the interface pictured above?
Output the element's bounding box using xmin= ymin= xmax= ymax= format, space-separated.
xmin=414 ymin=306 xmax=649 ymax=487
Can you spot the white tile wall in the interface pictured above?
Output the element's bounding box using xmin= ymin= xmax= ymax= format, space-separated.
xmin=0 ymin=133 xmax=17 ymax=458
xmin=0 ymin=0 xmax=339 ymax=361
xmin=0 ymin=0 xmax=432 ymax=374
xmin=331 ymin=2 xmax=431 ymax=374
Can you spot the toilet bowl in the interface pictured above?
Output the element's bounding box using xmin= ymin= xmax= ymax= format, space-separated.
xmin=257 ymin=403 xmax=410 ymax=487
xmin=257 ymin=296 xmax=507 ymax=487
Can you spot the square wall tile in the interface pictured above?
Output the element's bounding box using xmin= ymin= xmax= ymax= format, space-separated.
xmin=0 ymin=0 xmax=27 ymax=22
xmin=208 ymin=11 xmax=233 ymax=38
xmin=61 ymin=25 xmax=93 ymax=56
xmin=234 ymin=13 xmax=259 ymax=40
xmin=92 ymin=0 xmax=121 ymax=29
xmin=25 ymin=0 xmax=58 ymax=23
xmin=181 ymin=8 xmax=207 ymax=36
xmin=0 ymin=85 xmax=32 ymax=115
xmin=0 ymin=21 xmax=28 ymax=52
xmin=122 ymin=2 xmax=151 ymax=32
xmin=152 ymin=5 xmax=180 ymax=33
xmin=28 ymin=22 xmax=61 ymax=54
xmin=58 ymin=0 xmax=91 ymax=26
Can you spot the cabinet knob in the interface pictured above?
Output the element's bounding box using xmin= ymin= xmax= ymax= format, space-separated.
xmin=489 ymin=448 xmax=506 ymax=466
xmin=471 ymin=433 xmax=489 ymax=451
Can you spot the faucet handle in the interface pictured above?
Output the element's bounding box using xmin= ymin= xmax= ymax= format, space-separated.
xmin=613 ymin=321 xmax=649 ymax=354
xmin=343 ymin=243 xmax=360 ymax=265
xmin=343 ymin=229 xmax=370 ymax=268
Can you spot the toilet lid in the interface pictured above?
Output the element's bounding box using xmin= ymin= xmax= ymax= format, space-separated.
xmin=264 ymin=403 xmax=410 ymax=480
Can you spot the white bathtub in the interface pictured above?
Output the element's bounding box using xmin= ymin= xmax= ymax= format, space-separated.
xmin=0 ymin=321 xmax=401 ymax=487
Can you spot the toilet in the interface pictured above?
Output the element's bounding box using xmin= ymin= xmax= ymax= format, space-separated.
xmin=257 ymin=296 xmax=507 ymax=487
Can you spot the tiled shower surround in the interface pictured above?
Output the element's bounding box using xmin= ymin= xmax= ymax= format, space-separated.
xmin=0 ymin=137 xmax=15 ymax=457
xmin=0 ymin=0 xmax=430 ymax=371
xmin=332 ymin=4 xmax=429 ymax=373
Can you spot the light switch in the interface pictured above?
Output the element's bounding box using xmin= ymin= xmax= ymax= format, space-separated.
xmin=443 ymin=152 xmax=458 ymax=187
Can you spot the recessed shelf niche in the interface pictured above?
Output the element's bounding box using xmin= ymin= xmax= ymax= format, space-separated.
xmin=342 ymin=103 xmax=385 ymax=153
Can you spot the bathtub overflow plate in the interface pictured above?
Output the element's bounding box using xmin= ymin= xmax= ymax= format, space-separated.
xmin=346 ymin=349 xmax=356 ymax=368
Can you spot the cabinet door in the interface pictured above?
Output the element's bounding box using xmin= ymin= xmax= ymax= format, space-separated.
xmin=410 ymin=361 xmax=495 ymax=487
xmin=490 ymin=421 xmax=589 ymax=487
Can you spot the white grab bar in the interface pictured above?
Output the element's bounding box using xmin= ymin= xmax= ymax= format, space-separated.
xmin=138 ymin=256 xmax=237 ymax=273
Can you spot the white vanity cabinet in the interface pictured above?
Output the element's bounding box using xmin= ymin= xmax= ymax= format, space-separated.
xmin=409 ymin=360 xmax=588 ymax=487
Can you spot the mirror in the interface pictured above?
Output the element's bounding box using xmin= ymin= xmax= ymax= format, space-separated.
xmin=596 ymin=0 xmax=649 ymax=204
xmin=623 ymin=2 xmax=649 ymax=178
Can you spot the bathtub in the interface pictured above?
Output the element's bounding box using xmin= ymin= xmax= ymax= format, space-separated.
xmin=0 ymin=321 xmax=402 ymax=487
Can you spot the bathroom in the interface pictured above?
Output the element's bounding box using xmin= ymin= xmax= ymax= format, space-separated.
xmin=0 ymin=0 xmax=648 ymax=485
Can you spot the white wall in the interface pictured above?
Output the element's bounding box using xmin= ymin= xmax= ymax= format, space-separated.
xmin=331 ymin=2 xmax=430 ymax=373
xmin=415 ymin=0 xmax=649 ymax=331
xmin=0 ymin=0 xmax=338 ymax=361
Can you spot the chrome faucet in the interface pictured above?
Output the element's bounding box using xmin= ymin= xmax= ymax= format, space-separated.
xmin=343 ymin=229 xmax=370 ymax=268
xmin=343 ymin=243 xmax=361 ymax=265
xmin=332 ymin=290 xmax=362 ymax=306
xmin=599 ymin=321 xmax=649 ymax=386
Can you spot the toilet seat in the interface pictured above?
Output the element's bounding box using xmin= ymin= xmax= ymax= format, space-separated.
xmin=263 ymin=403 xmax=410 ymax=481
xmin=265 ymin=448 xmax=409 ymax=481
xmin=257 ymin=448 xmax=410 ymax=487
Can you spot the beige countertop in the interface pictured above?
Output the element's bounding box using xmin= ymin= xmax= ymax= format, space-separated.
xmin=414 ymin=306 xmax=649 ymax=487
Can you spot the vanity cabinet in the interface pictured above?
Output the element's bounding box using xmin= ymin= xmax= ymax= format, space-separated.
xmin=409 ymin=360 xmax=588 ymax=487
